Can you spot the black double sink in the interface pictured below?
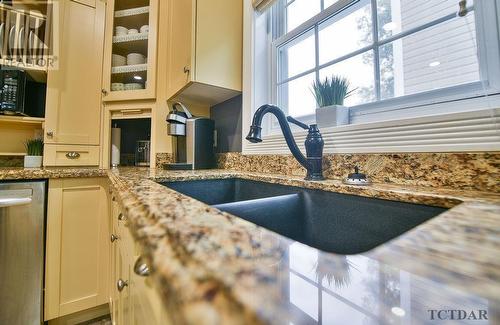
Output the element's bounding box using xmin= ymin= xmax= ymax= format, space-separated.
xmin=161 ymin=178 xmax=446 ymax=254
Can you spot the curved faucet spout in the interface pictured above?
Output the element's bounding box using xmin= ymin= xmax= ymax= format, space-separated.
xmin=246 ymin=104 xmax=309 ymax=170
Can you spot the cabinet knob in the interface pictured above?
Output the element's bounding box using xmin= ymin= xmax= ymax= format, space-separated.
xmin=183 ymin=66 xmax=190 ymax=74
xmin=133 ymin=256 xmax=151 ymax=277
xmin=110 ymin=234 xmax=119 ymax=243
xmin=46 ymin=131 xmax=54 ymax=137
xmin=65 ymin=152 xmax=81 ymax=159
xmin=101 ymin=89 xmax=108 ymax=96
xmin=118 ymin=213 xmax=127 ymax=222
xmin=117 ymin=279 xmax=128 ymax=292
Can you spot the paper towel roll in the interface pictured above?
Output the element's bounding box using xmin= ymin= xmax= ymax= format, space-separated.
xmin=111 ymin=127 xmax=121 ymax=167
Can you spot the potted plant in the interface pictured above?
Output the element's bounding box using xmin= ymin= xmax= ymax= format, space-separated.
xmin=312 ymin=75 xmax=354 ymax=129
xmin=24 ymin=138 xmax=44 ymax=168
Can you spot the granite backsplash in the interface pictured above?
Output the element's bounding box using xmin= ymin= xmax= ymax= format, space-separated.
xmin=216 ymin=152 xmax=499 ymax=193
xmin=0 ymin=156 xmax=24 ymax=168
xmin=155 ymin=151 xmax=499 ymax=193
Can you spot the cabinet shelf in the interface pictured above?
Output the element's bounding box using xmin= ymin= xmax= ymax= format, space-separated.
xmin=0 ymin=115 xmax=45 ymax=126
xmin=114 ymin=6 xmax=149 ymax=18
xmin=113 ymin=32 xmax=148 ymax=43
xmin=111 ymin=64 xmax=147 ymax=74
xmin=0 ymin=152 xmax=26 ymax=156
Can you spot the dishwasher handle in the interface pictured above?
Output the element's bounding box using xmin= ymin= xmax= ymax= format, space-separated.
xmin=0 ymin=197 xmax=33 ymax=207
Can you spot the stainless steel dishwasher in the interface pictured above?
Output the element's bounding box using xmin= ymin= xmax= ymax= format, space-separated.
xmin=0 ymin=181 xmax=46 ymax=325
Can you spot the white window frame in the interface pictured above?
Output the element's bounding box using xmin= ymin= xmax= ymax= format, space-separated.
xmin=242 ymin=0 xmax=500 ymax=154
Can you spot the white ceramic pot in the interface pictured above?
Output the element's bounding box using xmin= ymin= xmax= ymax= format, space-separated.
xmin=315 ymin=105 xmax=350 ymax=129
xmin=24 ymin=155 xmax=42 ymax=168
xmin=140 ymin=25 xmax=149 ymax=33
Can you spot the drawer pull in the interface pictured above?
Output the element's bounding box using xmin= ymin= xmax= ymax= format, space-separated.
xmin=120 ymin=109 xmax=142 ymax=114
xmin=65 ymin=152 xmax=81 ymax=159
xmin=117 ymin=279 xmax=128 ymax=292
xmin=110 ymin=234 xmax=119 ymax=243
xmin=118 ymin=213 xmax=127 ymax=221
xmin=133 ymin=256 xmax=151 ymax=277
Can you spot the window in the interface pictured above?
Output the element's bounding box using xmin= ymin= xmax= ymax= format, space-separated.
xmin=246 ymin=0 xmax=500 ymax=145
xmin=244 ymin=0 xmax=500 ymax=153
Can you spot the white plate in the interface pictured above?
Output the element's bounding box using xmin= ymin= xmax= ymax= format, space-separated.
xmin=0 ymin=23 xmax=4 ymax=57
xmin=28 ymin=30 xmax=35 ymax=59
xmin=18 ymin=26 xmax=25 ymax=56
xmin=8 ymin=25 xmax=15 ymax=56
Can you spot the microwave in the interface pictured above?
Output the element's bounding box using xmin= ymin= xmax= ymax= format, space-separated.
xmin=0 ymin=69 xmax=46 ymax=117
xmin=0 ymin=69 xmax=26 ymax=114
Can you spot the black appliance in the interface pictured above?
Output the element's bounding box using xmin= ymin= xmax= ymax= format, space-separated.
xmin=0 ymin=69 xmax=46 ymax=117
xmin=0 ymin=69 xmax=26 ymax=114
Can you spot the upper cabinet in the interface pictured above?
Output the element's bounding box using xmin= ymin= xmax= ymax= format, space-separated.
xmin=101 ymin=0 xmax=158 ymax=101
xmin=166 ymin=0 xmax=242 ymax=106
xmin=44 ymin=0 xmax=105 ymax=166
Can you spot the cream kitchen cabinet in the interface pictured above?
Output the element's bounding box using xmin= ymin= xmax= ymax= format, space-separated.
xmin=109 ymin=194 xmax=171 ymax=325
xmin=44 ymin=0 xmax=105 ymax=166
xmin=101 ymin=0 xmax=159 ymax=101
xmin=45 ymin=178 xmax=110 ymax=321
xmin=166 ymin=0 xmax=242 ymax=106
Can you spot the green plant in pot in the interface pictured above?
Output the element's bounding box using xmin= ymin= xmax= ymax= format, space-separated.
xmin=24 ymin=138 xmax=44 ymax=168
xmin=312 ymin=75 xmax=354 ymax=128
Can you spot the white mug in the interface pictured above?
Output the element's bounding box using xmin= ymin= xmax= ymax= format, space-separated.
xmin=140 ymin=25 xmax=149 ymax=34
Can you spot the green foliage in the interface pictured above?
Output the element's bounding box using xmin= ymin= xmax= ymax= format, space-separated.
xmin=311 ymin=75 xmax=354 ymax=108
xmin=24 ymin=138 xmax=44 ymax=156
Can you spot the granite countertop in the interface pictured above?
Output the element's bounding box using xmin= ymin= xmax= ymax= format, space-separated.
xmin=1 ymin=167 xmax=499 ymax=323
xmin=0 ymin=167 xmax=107 ymax=180
xmin=106 ymin=168 xmax=500 ymax=325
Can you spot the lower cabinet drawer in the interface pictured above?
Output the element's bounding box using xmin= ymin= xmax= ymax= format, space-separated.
xmin=44 ymin=145 xmax=100 ymax=166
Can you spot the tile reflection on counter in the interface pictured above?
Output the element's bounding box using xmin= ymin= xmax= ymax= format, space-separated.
xmin=281 ymin=242 xmax=490 ymax=325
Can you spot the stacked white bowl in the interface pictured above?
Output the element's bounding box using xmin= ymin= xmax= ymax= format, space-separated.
xmin=115 ymin=26 xmax=128 ymax=36
xmin=126 ymin=53 xmax=146 ymax=65
xmin=111 ymin=83 xmax=125 ymax=91
xmin=124 ymin=83 xmax=144 ymax=90
xmin=112 ymin=54 xmax=126 ymax=67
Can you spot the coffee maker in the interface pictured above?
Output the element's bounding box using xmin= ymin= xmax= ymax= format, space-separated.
xmin=166 ymin=102 xmax=215 ymax=170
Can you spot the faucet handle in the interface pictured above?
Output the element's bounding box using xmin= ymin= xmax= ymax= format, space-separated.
xmin=286 ymin=116 xmax=310 ymax=130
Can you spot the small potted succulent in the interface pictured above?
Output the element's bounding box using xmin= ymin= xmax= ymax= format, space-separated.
xmin=312 ymin=75 xmax=354 ymax=129
xmin=24 ymin=138 xmax=44 ymax=168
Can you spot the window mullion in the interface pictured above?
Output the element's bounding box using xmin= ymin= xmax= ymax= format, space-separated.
xmin=315 ymin=24 xmax=320 ymax=85
xmin=371 ymin=0 xmax=381 ymax=101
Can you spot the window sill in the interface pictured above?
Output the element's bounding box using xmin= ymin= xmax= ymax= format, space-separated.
xmin=242 ymin=107 xmax=500 ymax=154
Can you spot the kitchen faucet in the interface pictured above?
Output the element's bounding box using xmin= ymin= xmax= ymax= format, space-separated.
xmin=246 ymin=104 xmax=325 ymax=181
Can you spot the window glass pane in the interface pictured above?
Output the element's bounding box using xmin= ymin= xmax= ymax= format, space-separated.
xmin=279 ymin=72 xmax=317 ymax=117
xmin=319 ymin=52 xmax=375 ymax=106
xmin=278 ymin=30 xmax=315 ymax=81
xmin=324 ymin=0 xmax=341 ymax=9
xmin=379 ymin=15 xmax=479 ymax=100
xmin=319 ymin=3 xmax=373 ymax=65
xmin=377 ymin=0 xmax=474 ymax=40
xmin=286 ymin=0 xmax=321 ymax=32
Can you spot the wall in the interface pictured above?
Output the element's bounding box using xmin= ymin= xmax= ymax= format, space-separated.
xmin=210 ymin=95 xmax=242 ymax=153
